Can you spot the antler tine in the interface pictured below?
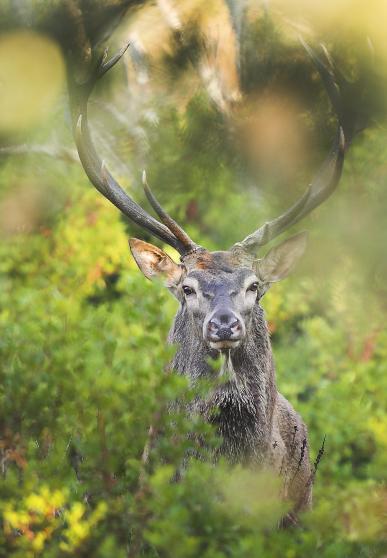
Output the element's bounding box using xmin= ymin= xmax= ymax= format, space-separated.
xmin=232 ymin=41 xmax=346 ymax=254
xmin=70 ymin=44 xmax=194 ymax=255
xmin=142 ymin=170 xmax=198 ymax=252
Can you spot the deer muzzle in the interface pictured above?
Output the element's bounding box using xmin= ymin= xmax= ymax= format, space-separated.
xmin=204 ymin=308 xmax=245 ymax=350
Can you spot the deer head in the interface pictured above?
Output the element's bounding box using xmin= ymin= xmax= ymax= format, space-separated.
xmin=129 ymin=232 xmax=307 ymax=350
xmin=68 ymin=40 xmax=346 ymax=353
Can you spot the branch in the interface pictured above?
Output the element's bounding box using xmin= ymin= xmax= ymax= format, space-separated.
xmin=0 ymin=144 xmax=79 ymax=163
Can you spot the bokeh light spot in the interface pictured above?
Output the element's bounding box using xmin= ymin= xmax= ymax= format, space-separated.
xmin=0 ymin=31 xmax=65 ymax=133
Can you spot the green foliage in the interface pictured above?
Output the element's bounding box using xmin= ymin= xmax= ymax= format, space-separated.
xmin=0 ymin=157 xmax=386 ymax=556
xmin=0 ymin=3 xmax=387 ymax=556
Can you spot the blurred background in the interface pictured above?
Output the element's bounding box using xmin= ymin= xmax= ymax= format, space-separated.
xmin=0 ymin=1 xmax=386 ymax=556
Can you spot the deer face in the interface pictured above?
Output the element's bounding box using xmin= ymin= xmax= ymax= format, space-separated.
xmin=129 ymin=233 xmax=307 ymax=351
xmin=180 ymin=267 xmax=259 ymax=350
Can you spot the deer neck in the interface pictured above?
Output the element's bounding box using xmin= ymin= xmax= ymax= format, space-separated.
xmin=169 ymin=304 xmax=278 ymax=462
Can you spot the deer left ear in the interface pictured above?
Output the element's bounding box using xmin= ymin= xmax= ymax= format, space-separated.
xmin=129 ymin=238 xmax=183 ymax=287
xmin=254 ymin=232 xmax=308 ymax=283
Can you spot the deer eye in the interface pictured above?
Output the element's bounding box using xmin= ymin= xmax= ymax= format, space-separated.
xmin=182 ymin=285 xmax=195 ymax=296
xmin=247 ymin=282 xmax=258 ymax=293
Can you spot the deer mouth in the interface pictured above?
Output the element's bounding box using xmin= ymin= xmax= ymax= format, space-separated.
xmin=208 ymin=339 xmax=241 ymax=350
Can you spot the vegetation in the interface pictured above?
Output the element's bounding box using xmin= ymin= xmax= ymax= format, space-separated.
xmin=0 ymin=1 xmax=386 ymax=556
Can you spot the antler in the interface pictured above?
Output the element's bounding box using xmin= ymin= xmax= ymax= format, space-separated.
xmin=231 ymin=41 xmax=347 ymax=255
xmin=68 ymin=44 xmax=198 ymax=256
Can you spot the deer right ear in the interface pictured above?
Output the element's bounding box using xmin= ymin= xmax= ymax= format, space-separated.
xmin=129 ymin=238 xmax=183 ymax=287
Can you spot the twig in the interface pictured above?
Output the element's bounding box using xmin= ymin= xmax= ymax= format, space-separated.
xmin=280 ymin=424 xmax=298 ymax=500
xmin=313 ymin=434 xmax=326 ymax=474
xmin=289 ymin=437 xmax=307 ymax=487
xmin=128 ymin=411 xmax=161 ymax=558
xmin=280 ymin=424 xmax=298 ymax=476
xmin=293 ymin=435 xmax=327 ymax=516
xmin=0 ymin=144 xmax=79 ymax=163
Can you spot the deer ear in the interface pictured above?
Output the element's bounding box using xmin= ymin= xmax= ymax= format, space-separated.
xmin=129 ymin=238 xmax=183 ymax=286
xmin=254 ymin=232 xmax=308 ymax=283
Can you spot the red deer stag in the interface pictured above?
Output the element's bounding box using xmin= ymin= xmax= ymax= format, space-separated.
xmin=68 ymin=40 xmax=351 ymax=524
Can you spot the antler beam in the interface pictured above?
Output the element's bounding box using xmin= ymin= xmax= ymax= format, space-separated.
xmin=69 ymin=43 xmax=198 ymax=256
xmin=232 ymin=41 xmax=347 ymax=255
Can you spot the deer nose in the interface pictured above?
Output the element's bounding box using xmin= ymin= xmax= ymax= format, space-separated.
xmin=207 ymin=311 xmax=242 ymax=341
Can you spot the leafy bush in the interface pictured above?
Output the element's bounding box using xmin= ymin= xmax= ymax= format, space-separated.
xmin=0 ymin=3 xmax=386 ymax=554
xmin=0 ymin=163 xmax=386 ymax=556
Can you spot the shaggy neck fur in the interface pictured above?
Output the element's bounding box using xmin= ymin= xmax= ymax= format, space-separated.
xmin=169 ymin=303 xmax=278 ymax=464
